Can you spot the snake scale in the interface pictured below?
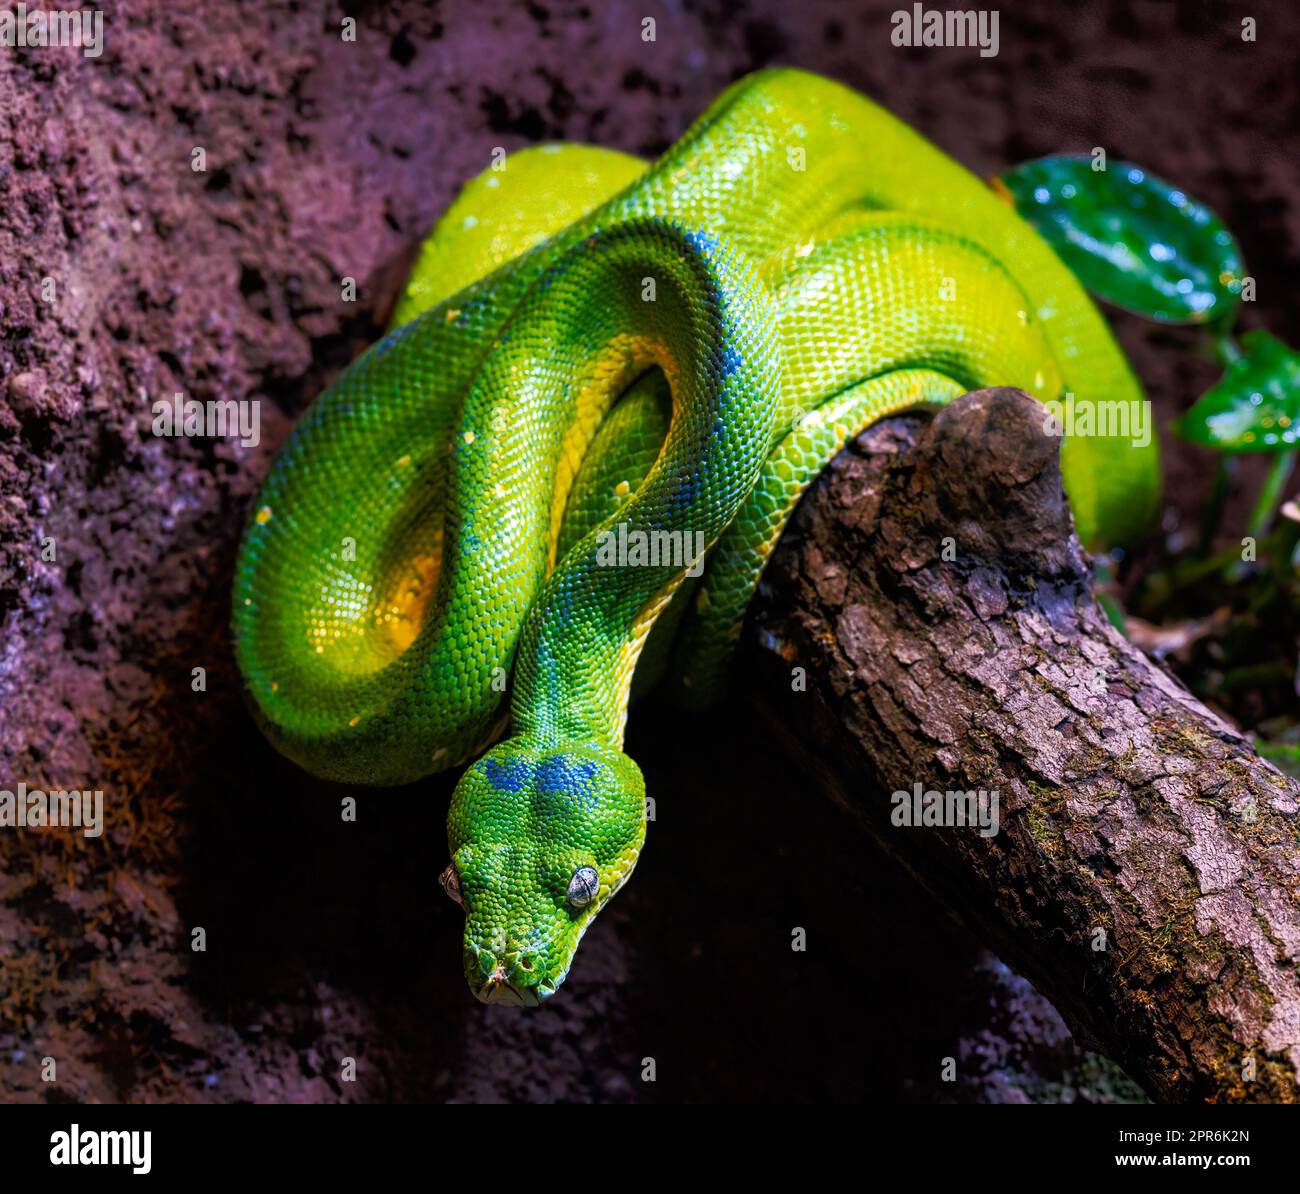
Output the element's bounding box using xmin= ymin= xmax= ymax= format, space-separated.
xmin=233 ymin=69 xmax=1158 ymax=1005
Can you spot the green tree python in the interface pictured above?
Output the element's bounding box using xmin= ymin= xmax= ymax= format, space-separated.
xmin=232 ymin=69 xmax=1159 ymax=1006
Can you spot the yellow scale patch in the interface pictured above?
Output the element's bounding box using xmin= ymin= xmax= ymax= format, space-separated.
xmin=373 ymin=551 xmax=441 ymax=654
xmin=545 ymin=336 xmax=656 ymax=570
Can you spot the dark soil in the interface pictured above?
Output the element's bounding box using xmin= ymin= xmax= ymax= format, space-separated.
xmin=0 ymin=0 xmax=1294 ymax=1102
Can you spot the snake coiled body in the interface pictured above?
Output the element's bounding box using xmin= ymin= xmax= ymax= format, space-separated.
xmin=233 ymin=69 xmax=1157 ymax=1004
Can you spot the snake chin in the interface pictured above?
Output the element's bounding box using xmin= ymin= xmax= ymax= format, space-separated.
xmin=474 ymin=975 xmax=558 ymax=1008
xmin=465 ymin=937 xmax=573 ymax=1008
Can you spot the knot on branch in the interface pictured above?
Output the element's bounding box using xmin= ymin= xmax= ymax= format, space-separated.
xmin=907 ymin=388 xmax=1085 ymax=581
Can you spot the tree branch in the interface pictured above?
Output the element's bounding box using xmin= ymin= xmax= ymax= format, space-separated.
xmin=740 ymin=388 xmax=1300 ymax=1104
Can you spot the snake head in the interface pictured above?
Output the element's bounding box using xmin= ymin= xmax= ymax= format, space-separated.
xmin=442 ymin=736 xmax=646 ymax=1006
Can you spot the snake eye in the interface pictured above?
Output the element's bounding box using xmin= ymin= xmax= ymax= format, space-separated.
xmin=439 ymin=864 xmax=463 ymax=908
xmin=566 ymin=865 xmax=599 ymax=909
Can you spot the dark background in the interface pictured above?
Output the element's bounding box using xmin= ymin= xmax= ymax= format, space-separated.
xmin=0 ymin=0 xmax=1295 ymax=1102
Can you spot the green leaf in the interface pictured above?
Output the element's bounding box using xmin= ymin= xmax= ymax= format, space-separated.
xmin=1176 ymin=330 xmax=1300 ymax=453
xmin=1256 ymin=739 xmax=1300 ymax=781
xmin=997 ymin=155 xmax=1244 ymax=324
xmin=1097 ymin=593 xmax=1128 ymax=637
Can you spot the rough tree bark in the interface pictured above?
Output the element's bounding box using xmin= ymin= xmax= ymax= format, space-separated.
xmin=740 ymin=388 xmax=1300 ymax=1105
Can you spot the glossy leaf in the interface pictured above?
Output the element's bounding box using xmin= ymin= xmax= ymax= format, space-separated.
xmin=997 ymin=155 xmax=1244 ymax=324
xmin=1177 ymin=330 xmax=1300 ymax=453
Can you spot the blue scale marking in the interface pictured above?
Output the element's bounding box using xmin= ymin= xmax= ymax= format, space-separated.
xmin=536 ymin=757 xmax=602 ymax=811
xmin=483 ymin=757 xmax=532 ymax=793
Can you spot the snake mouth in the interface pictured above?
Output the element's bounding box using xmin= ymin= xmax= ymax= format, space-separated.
xmin=474 ymin=976 xmax=557 ymax=1008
